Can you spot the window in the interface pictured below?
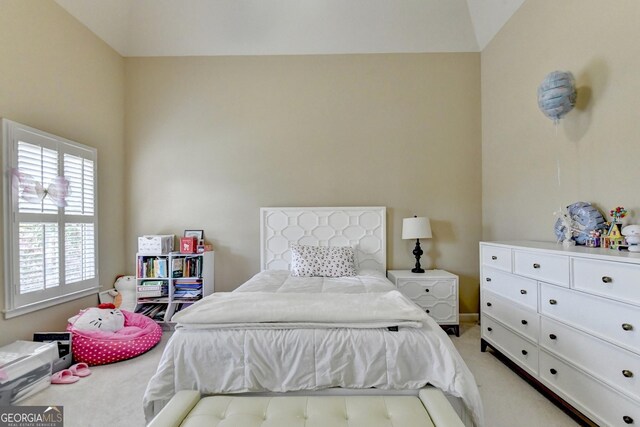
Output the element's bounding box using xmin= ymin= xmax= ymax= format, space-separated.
xmin=3 ymin=119 xmax=98 ymax=318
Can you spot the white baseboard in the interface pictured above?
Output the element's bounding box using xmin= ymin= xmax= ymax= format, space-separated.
xmin=459 ymin=313 xmax=479 ymax=323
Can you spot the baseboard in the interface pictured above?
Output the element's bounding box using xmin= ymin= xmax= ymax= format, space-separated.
xmin=459 ymin=313 xmax=479 ymax=323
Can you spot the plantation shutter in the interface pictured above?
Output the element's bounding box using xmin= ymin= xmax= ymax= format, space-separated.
xmin=3 ymin=120 xmax=99 ymax=317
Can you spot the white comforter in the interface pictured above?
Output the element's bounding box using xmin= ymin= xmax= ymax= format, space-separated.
xmin=172 ymin=290 xmax=428 ymax=329
xmin=143 ymin=270 xmax=484 ymax=426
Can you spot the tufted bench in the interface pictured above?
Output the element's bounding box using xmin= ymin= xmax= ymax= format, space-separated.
xmin=147 ymin=388 xmax=465 ymax=427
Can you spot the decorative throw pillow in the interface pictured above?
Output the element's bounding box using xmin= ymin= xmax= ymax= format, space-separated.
xmin=319 ymin=246 xmax=357 ymax=277
xmin=290 ymin=244 xmax=323 ymax=277
xmin=68 ymin=307 xmax=125 ymax=332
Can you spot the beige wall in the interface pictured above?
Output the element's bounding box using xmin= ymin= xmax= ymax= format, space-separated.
xmin=125 ymin=54 xmax=482 ymax=313
xmin=482 ymin=1 xmax=640 ymax=241
xmin=0 ymin=0 xmax=125 ymax=345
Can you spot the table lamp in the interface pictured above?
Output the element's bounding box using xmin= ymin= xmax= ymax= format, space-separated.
xmin=402 ymin=216 xmax=432 ymax=273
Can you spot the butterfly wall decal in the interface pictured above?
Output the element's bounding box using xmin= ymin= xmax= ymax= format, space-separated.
xmin=11 ymin=168 xmax=70 ymax=208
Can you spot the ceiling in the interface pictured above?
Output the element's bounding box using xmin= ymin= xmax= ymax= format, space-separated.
xmin=54 ymin=0 xmax=526 ymax=57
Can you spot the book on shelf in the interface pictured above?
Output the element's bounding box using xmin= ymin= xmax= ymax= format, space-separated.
xmin=173 ymin=290 xmax=202 ymax=299
xmin=135 ymin=303 xmax=167 ymax=321
xmin=171 ymin=258 xmax=184 ymax=278
xmin=138 ymin=257 xmax=168 ymax=278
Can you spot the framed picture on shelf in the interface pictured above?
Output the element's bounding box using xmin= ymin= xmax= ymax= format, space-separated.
xmin=184 ymin=229 xmax=204 ymax=241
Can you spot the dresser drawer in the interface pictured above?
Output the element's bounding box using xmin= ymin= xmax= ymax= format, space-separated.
xmin=481 ymin=245 xmax=512 ymax=272
xmin=540 ymin=283 xmax=640 ymax=354
xmin=514 ymin=250 xmax=569 ymax=287
xmin=541 ymin=316 xmax=640 ymax=402
xmin=415 ymin=299 xmax=457 ymax=323
xmin=397 ymin=278 xmax=456 ymax=301
xmin=540 ymin=351 xmax=640 ymax=427
xmin=482 ymin=316 xmax=538 ymax=376
xmin=483 ymin=289 xmax=539 ymax=343
xmin=482 ymin=267 xmax=538 ymax=310
xmin=572 ymin=258 xmax=640 ymax=306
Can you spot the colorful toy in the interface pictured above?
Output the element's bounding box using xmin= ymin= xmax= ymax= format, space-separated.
xmin=585 ymin=230 xmax=601 ymax=248
xmin=609 ymin=206 xmax=627 ymax=223
xmin=603 ymin=207 xmax=628 ymax=249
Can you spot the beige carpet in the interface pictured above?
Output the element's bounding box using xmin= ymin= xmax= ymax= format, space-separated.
xmin=19 ymin=323 xmax=579 ymax=426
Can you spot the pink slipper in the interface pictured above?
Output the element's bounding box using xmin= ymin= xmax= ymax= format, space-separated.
xmin=51 ymin=369 xmax=79 ymax=384
xmin=69 ymin=362 xmax=91 ymax=377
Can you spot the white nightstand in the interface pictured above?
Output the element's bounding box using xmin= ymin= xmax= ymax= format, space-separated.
xmin=387 ymin=270 xmax=459 ymax=336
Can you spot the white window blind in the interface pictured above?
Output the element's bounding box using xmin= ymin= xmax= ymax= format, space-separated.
xmin=3 ymin=119 xmax=99 ymax=317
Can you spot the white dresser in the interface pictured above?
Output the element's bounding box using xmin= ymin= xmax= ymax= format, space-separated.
xmin=387 ymin=269 xmax=459 ymax=336
xmin=480 ymin=241 xmax=640 ymax=427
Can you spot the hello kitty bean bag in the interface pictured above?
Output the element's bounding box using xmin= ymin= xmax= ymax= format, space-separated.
xmin=67 ymin=308 xmax=162 ymax=366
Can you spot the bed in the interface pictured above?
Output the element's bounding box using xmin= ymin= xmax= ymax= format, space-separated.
xmin=143 ymin=207 xmax=484 ymax=426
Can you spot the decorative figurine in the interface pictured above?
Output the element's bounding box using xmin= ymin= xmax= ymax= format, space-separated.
xmin=622 ymin=225 xmax=640 ymax=252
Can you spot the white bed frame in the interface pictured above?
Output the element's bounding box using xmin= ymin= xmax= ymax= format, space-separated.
xmin=260 ymin=206 xmax=387 ymax=273
xmin=258 ymin=206 xmax=475 ymax=426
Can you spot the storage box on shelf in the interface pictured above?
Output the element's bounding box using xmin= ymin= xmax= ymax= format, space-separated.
xmin=387 ymin=269 xmax=459 ymax=336
xmin=480 ymin=241 xmax=640 ymax=427
xmin=135 ymin=251 xmax=214 ymax=327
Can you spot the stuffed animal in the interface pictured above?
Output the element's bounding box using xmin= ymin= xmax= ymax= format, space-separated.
xmin=113 ymin=275 xmax=136 ymax=311
xmin=68 ymin=306 xmax=124 ymax=332
xmin=622 ymin=225 xmax=640 ymax=252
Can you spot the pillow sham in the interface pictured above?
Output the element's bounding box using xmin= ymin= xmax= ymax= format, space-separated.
xmin=290 ymin=244 xmax=323 ymax=277
xmin=289 ymin=244 xmax=357 ymax=277
xmin=320 ymin=246 xmax=357 ymax=277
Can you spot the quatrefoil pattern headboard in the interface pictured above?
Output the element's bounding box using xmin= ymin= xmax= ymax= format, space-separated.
xmin=260 ymin=207 xmax=387 ymax=273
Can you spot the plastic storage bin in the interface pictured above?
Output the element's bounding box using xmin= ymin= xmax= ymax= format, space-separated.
xmin=138 ymin=235 xmax=175 ymax=255
xmin=0 ymin=341 xmax=57 ymax=405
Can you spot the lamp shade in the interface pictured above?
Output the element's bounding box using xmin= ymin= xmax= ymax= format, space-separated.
xmin=402 ymin=217 xmax=432 ymax=240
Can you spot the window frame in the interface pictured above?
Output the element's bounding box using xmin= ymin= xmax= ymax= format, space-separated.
xmin=3 ymin=119 xmax=99 ymax=318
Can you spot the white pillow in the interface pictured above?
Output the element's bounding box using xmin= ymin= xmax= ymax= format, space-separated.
xmin=69 ymin=307 xmax=125 ymax=332
xmin=320 ymin=246 xmax=357 ymax=277
xmin=290 ymin=244 xmax=323 ymax=277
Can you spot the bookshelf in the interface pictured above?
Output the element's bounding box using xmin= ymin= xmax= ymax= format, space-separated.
xmin=134 ymin=251 xmax=214 ymax=326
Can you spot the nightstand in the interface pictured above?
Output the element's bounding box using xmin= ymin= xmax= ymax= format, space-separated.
xmin=387 ymin=269 xmax=459 ymax=336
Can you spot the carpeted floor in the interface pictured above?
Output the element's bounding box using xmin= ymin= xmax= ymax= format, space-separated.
xmin=19 ymin=322 xmax=579 ymax=426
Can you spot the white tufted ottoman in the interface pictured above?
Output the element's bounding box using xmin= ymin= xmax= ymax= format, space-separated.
xmin=147 ymin=388 xmax=464 ymax=427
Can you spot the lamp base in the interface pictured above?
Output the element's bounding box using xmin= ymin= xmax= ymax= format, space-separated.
xmin=411 ymin=238 xmax=425 ymax=273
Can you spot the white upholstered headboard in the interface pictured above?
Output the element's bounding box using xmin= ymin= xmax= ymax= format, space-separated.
xmin=260 ymin=207 xmax=386 ymax=273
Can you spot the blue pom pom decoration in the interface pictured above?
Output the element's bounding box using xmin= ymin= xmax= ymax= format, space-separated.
xmin=554 ymin=202 xmax=606 ymax=245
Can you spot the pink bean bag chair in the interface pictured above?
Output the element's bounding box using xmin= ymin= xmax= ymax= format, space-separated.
xmin=67 ymin=309 xmax=162 ymax=366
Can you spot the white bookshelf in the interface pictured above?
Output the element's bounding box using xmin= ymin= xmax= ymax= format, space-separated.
xmin=135 ymin=251 xmax=214 ymax=326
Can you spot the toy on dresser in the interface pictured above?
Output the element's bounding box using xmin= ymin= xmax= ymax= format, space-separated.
xmin=622 ymin=225 xmax=640 ymax=252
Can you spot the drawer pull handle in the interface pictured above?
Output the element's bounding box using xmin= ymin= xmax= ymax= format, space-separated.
xmin=533 ymin=263 xmax=541 ymax=269
xmin=487 ymin=327 xmax=493 ymax=332
xmin=623 ymin=370 xmax=634 ymax=378
xmin=521 ymin=350 xmax=528 ymax=356
xmin=549 ymin=334 xmax=557 ymax=340
xmin=521 ymin=320 xmax=528 ymax=325
xmin=549 ymin=299 xmax=557 ymax=305
xmin=486 ymin=302 xmax=492 ymax=307
xmin=550 ymin=368 xmax=557 ymax=375
xmin=520 ymin=289 xmax=527 ymax=295
xmin=491 ymin=256 xmax=497 ymax=260
xmin=424 ymin=289 xmax=430 ymax=293
xmin=622 ymin=323 xmax=634 ymax=331
xmin=623 ymin=415 xmax=634 ymax=424
xmin=602 ymin=276 xmax=613 ymax=283
xmin=425 ymin=309 xmax=430 ymax=314
xmin=485 ymin=277 xmax=492 ymax=282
